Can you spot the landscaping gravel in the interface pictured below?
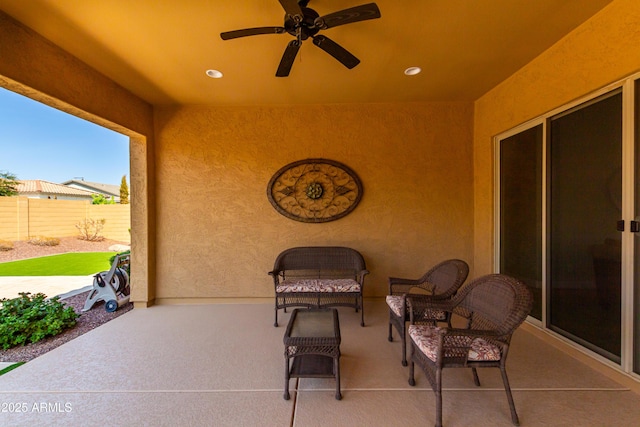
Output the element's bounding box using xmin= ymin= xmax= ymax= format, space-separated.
xmin=0 ymin=237 xmax=133 ymax=363
xmin=0 ymin=236 xmax=129 ymax=263
xmin=0 ymin=291 xmax=133 ymax=362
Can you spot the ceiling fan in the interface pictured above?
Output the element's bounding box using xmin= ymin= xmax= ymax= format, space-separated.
xmin=220 ymin=0 xmax=381 ymax=77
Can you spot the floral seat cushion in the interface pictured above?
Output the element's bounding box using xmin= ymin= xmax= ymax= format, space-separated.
xmin=276 ymin=278 xmax=360 ymax=293
xmin=408 ymin=324 xmax=501 ymax=362
xmin=385 ymin=295 xmax=447 ymax=320
xmin=386 ymin=295 xmax=405 ymax=317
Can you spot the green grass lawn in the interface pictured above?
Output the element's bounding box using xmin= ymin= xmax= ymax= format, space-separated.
xmin=0 ymin=252 xmax=114 ymax=276
xmin=0 ymin=362 xmax=25 ymax=376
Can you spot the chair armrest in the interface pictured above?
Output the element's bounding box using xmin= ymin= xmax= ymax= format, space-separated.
xmin=388 ymin=276 xmax=434 ymax=295
xmin=268 ymin=270 xmax=281 ymax=285
xmin=443 ymin=328 xmax=500 ymax=338
xmin=358 ymin=269 xmax=370 ymax=283
xmin=417 ymin=327 xmax=503 ymax=359
xmin=408 ymin=294 xmax=455 ymax=308
xmin=440 ymin=328 xmax=507 ymax=352
xmin=408 ymin=296 xmax=455 ymax=323
xmin=389 ymin=276 xmax=422 ymax=286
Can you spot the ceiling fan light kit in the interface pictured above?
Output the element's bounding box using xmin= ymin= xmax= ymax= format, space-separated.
xmin=220 ymin=1 xmax=381 ymax=77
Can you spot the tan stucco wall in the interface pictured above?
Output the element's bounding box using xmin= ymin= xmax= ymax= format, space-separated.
xmin=0 ymin=11 xmax=155 ymax=306
xmin=3 ymin=0 xmax=636 ymax=304
xmin=154 ymin=103 xmax=474 ymax=302
xmin=473 ymin=0 xmax=640 ymax=275
xmin=0 ymin=8 xmax=473 ymax=306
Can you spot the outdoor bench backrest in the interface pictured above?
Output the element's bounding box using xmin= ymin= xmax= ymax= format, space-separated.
xmin=273 ymin=246 xmax=366 ymax=280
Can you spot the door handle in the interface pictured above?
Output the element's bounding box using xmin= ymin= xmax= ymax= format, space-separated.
xmin=631 ymin=221 xmax=640 ymax=233
xmin=617 ymin=220 xmax=625 ymax=231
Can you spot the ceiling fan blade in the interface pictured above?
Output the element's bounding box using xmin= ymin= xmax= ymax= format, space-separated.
xmin=315 ymin=3 xmax=381 ymax=30
xmin=312 ymin=35 xmax=360 ymax=69
xmin=278 ymin=0 xmax=303 ymax=20
xmin=220 ymin=27 xmax=286 ymax=40
xmin=276 ymin=40 xmax=301 ymax=77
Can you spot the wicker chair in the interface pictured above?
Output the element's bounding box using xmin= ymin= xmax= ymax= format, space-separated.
xmin=386 ymin=259 xmax=469 ymax=366
xmin=407 ymin=274 xmax=533 ymax=427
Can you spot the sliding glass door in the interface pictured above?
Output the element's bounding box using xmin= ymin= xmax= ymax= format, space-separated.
xmin=548 ymin=90 xmax=622 ymax=362
xmin=499 ymin=124 xmax=543 ymax=321
xmin=498 ymin=87 xmax=627 ymax=365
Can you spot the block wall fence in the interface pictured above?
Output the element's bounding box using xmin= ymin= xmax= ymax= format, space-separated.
xmin=0 ymin=197 xmax=131 ymax=242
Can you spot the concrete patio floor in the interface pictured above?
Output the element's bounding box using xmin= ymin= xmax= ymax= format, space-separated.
xmin=1 ymin=299 xmax=639 ymax=426
xmin=0 ymin=275 xmax=94 ymax=301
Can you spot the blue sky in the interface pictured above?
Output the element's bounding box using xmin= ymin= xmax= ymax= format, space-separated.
xmin=0 ymin=87 xmax=129 ymax=186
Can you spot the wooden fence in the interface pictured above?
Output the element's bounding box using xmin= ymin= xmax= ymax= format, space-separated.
xmin=0 ymin=197 xmax=130 ymax=242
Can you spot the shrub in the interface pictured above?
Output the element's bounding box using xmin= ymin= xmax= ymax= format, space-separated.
xmin=109 ymin=249 xmax=130 ymax=265
xmin=0 ymin=240 xmax=13 ymax=251
xmin=27 ymin=236 xmax=60 ymax=246
xmin=109 ymin=250 xmax=131 ymax=275
xmin=0 ymin=292 xmax=79 ymax=350
xmin=91 ymin=194 xmax=115 ymax=205
xmin=76 ymin=218 xmax=106 ymax=241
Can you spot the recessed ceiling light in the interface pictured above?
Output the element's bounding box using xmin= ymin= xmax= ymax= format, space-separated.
xmin=206 ymin=69 xmax=223 ymax=78
xmin=404 ymin=67 xmax=421 ymax=76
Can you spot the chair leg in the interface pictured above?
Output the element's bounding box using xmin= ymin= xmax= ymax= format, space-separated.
xmin=408 ymin=343 xmax=416 ymax=386
xmin=360 ymin=297 xmax=365 ymax=326
xmin=500 ymin=366 xmax=520 ymax=426
xmin=408 ymin=362 xmax=415 ymax=386
xmin=435 ymin=368 xmax=443 ymax=427
xmin=388 ymin=311 xmax=409 ymax=365
xmin=401 ymin=325 xmax=408 ymax=366
xmin=274 ymin=307 xmax=278 ymax=327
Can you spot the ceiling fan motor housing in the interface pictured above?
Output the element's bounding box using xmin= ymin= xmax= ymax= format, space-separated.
xmin=284 ymin=7 xmax=320 ymax=40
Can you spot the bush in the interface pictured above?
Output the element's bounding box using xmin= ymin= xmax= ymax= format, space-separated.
xmin=76 ymin=218 xmax=106 ymax=241
xmin=0 ymin=292 xmax=79 ymax=350
xmin=27 ymin=236 xmax=60 ymax=246
xmin=109 ymin=250 xmax=131 ymax=275
xmin=91 ymin=194 xmax=115 ymax=205
xmin=0 ymin=240 xmax=13 ymax=251
xmin=109 ymin=249 xmax=130 ymax=265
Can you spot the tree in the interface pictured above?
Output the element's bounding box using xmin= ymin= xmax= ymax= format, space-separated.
xmin=120 ymin=175 xmax=129 ymax=204
xmin=0 ymin=171 xmax=19 ymax=196
xmin=91 ymin=193 xmax=115 ymax=204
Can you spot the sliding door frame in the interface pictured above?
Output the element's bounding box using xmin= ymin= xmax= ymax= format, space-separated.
xmin=494 ymin=72 xmax=640 ymax=379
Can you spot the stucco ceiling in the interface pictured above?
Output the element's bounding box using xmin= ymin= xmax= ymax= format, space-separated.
xmin=0 ymin=0 xmax=614 ymax=106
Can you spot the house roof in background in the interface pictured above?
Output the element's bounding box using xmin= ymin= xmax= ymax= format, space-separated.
xmin=62 ymin=179 xmax=120 ymax=197
xmin=17 ymin=180 xmax=94 ymax=197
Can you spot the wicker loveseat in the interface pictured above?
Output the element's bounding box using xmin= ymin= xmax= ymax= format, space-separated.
xmin=269 ymin=246 xmax=369 ymax=327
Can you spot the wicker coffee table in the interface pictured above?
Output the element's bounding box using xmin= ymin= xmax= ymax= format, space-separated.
xmin=283 ymin=308 xmax=342 ymax=400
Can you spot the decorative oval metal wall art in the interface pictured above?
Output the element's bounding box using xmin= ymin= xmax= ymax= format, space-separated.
xmin=267 ymin=158 xmax=363 ymax=223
